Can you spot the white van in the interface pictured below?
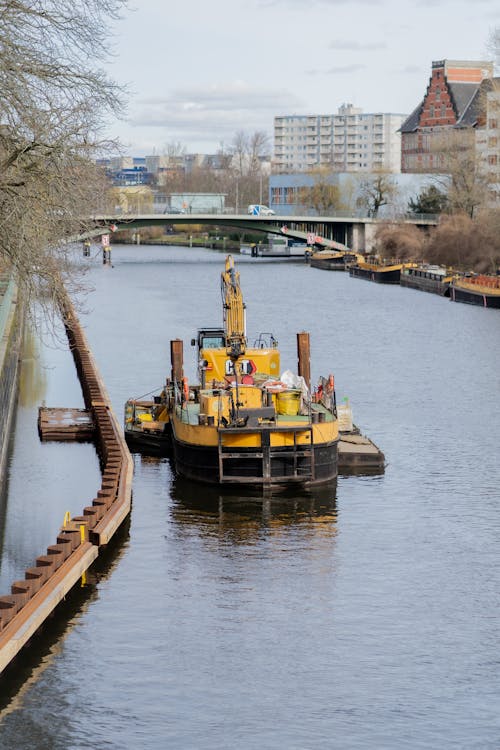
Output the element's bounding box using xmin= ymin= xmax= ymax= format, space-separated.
xmin=247 ymin=204 xmax=275 ymax=216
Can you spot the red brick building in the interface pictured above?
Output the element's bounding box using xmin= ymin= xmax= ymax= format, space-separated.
xmin=400 ymin=59 xmax=494 ymax=172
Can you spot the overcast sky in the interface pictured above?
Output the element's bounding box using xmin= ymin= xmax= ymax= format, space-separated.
xmin=104 ymin=0 xmax=499 ymax=156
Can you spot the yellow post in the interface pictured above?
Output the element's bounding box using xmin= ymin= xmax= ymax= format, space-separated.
xmin=79 ymin=524 xmax=86 ymax=543
xmin=63 ymin=511 xmax=71 ymax=528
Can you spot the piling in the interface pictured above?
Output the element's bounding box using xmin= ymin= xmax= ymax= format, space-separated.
xmin=296 ymin=332 xmax=311 ymax=390
xmin=0 ymin=282 xmax=133 ymax=675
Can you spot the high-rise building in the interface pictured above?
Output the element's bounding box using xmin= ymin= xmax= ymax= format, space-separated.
xmin=273 ymin=105 xmax=406 ymax=174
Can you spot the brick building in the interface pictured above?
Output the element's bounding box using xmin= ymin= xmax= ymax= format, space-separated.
xmin=400 ymin=59 xmax=494 ymax=173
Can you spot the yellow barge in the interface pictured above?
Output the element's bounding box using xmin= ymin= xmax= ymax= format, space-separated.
xmin=169 ymin=256 xmax=339 ymax=487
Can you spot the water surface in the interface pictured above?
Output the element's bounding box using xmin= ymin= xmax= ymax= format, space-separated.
xmin=0 ymin=245 xmax=499 ymax=749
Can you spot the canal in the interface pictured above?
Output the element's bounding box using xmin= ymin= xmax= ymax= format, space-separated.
xmin=0 ymin=245 xmax=499 ymax=748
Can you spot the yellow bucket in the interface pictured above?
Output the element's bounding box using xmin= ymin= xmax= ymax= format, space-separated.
xmin=276 ymin=390 xmax=301 ymax=416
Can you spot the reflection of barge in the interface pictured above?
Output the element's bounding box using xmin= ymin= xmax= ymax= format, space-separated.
xmin=349 ymin=258 xmax=410 ymax=284
xmin=450 ymin=275 xmax=500 ymax=308
xmin=170 ymin=255 xmax=339 ymax=487
xmin=400 ymin=264 xmax=453 ymax=296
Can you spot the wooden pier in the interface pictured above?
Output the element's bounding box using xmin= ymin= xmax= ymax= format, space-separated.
xmin=38 ymin=407 xmax=95 ymax=442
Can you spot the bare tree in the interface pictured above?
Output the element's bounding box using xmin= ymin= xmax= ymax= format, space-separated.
xmin=357 ymin=172 xmax=397 ymax=216
xmin=0 ymin=0 xmax=127 ymax=314
xmin=374 ymin=222 xmax=426 ymax=261
xmin=299 ymin=168 xmax=343 ymax=214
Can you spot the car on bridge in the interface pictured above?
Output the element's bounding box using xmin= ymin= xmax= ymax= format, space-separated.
xmin=247 ymin=204 xmax=275 ymax=216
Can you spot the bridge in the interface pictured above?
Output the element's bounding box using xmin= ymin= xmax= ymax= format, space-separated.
xmin=90 ymin=212 xmax=438 ymax=253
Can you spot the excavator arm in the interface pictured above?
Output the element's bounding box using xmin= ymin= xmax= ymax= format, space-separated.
xmin=221 ymin=255 xmax=246 ymax=359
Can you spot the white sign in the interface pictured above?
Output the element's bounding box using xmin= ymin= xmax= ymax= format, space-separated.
xmin=101 ymin=234 xmax=110 ymax=247
xmin=307 ymin=232 xmax=315 ymax=245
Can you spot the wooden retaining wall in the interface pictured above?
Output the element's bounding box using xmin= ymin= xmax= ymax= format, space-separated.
xmin=0 ymin=288 xmax=133 ymax=675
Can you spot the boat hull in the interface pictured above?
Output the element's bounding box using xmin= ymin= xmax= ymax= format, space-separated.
xmin=349 ymin=265 xmax=401 ymax=284
xmin=450 ymin=285 xmax=500 ymax=308
xmin=172 ymin=433 xmax=338 ymax=487
xmin=400 ymin=272 xmax=450 ymax=296
xmin=124 ymin=425 xmax=171 ymax=455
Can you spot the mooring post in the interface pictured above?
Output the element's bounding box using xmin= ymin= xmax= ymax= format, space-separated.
xmin=170 ymin=338 xmax=184 ymax=383
xmin=297 ymin=331 xmax=311 ymax=390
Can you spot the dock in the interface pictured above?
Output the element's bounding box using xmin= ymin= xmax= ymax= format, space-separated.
xmin=38 ymin=407 xmax=95 ymax=442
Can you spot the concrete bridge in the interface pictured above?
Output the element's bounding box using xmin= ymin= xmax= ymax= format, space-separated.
xmin=90 ymin=212 xmax=438 ymax=253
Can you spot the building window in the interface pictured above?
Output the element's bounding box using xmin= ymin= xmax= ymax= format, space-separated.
xmin=429 ymin=105 xmax=435 ymax=118
xmin=489 ymin=119 xmax=498 ymax=129
xmin=488 ymin=137 xmax=498 ymax=148
xmin=488 ymin=155 xmax=498 ymax=165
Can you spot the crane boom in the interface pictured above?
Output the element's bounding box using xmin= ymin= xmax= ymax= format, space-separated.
xmin=221 ymin=255 xmax=246 ymax=358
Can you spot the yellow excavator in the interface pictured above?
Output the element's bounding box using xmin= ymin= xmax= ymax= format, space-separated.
xmin=221 ymin=254 xmax=246 ymax=360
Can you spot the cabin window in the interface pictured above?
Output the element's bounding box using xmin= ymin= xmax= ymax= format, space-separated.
xmin=202 ymin=336 xmax=225 ymax=348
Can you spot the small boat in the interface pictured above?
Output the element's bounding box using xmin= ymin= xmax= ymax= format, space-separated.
xmin=169 ymin=255 xmax=339 ymax=487
xmin=450 ymin=274 xmax=500 ymax=308
xmin=400 ymin=264 xmax=453 ymax=296
xmin=240 ymin=235 xmax=307 ymax=258
xmin=124 ymin=396 xmax=171 ymax=454
xmin=349 ymin=257 xmax=412 ymax=284
xmin=309 ymin=250 xmax=361 ymax=271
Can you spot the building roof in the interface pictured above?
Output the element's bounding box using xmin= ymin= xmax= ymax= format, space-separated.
xmin=400 ymin=64 xmax=498 ymax=133
xmin=399 ymin=102 xmax=424 ymax=133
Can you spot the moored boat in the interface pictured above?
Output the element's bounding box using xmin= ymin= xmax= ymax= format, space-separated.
xmin=124 ymin=395 xmax=171 ymax=454
xmin=400 ymin=264 xmax=453 ymax=296
xmin=349 ymin=257 xmax=412 ymax=284
xmin=310 ymin=250 xmax=361 ymax=271
xmin=450 ymin=274 xmax=500 ymax=308
xmin=169 ymin=255 xmax=339 ymax=487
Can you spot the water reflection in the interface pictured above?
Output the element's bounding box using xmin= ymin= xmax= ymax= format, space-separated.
xmin=0 ymin=517 xmax=130 ymax=714
xmin=18 ymin=329 xmax=47 ymax=408
xmin=168 ymin=471 xmax=338 ymax=536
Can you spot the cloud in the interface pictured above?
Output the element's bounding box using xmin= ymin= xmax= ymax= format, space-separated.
xmin=329 ymin=39 xmax=387 ymax=50
xmin=126 ymin=83 xmax=304 ymax=149
xmin=262 ymin=0 xmax=381 ymax=6
xmin=399 ymin=65 xmax=426 ymax=74
xmin=326 ymin=64 xmax=367 ymax=74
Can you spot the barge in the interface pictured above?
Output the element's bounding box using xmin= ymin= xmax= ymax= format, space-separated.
xmin=400 ymin=264 xmax=453 ymax=296
xmin=349 ymin=258 xmax=412 ymax=284
xmin=450 ymin=274 xmax=500 ymax=308
xmin=169 ymin=255 xmax=339 ymax=487
xmin=309 ymin=250 xmax=361 ymax=271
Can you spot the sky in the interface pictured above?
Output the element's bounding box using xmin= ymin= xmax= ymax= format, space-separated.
xmin=104 ymin=0 xmax=500 ymax=156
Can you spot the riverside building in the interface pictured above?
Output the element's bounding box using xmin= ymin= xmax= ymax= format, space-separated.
xmin=273 ymin=104 xmax=406 ymax=174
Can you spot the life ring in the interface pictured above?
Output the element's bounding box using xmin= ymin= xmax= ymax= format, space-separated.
xmin=182 ymin=376 xmax=189 ymax=401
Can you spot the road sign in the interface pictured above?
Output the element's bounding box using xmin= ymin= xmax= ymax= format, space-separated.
xmin=307 ymin=232 xmax=315 ymax=245
xmin=101 ymin=234 xmax=110 ymax=247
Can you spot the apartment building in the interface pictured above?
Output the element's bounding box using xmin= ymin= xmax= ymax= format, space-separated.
xmin=273 ymin=104 xmax=406 ymax=174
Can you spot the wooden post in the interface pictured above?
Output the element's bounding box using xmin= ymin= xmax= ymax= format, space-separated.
xmin=297 ymin=332 xmax=311 ymax=390
xmin=170 ymin=339 xmax=184 ymax=383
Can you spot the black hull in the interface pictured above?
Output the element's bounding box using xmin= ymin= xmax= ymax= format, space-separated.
xmin=349 ymin=266 xmax=401 ymax=284
xmin=451 ymin=286 xmax=500 ymax=308
xmin=125 ymin=427 xmax=171 ymax=455
xmin=400 ymin=276 xmax=450 ymax=296
xmin=310 ymin=258 xmax=346 ymax=271
xmin=172 ymin=437 xmax=338 ymax=487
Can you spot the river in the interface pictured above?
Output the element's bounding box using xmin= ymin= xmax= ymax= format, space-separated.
xmin=0 ymin=245 xmax=499 ymax=749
